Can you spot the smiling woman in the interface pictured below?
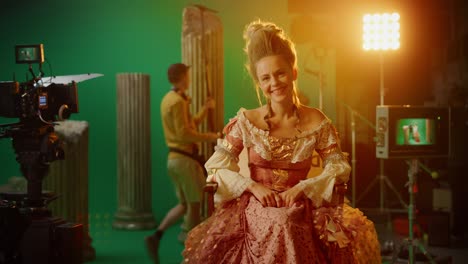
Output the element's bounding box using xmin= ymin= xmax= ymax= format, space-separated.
xmin=257 ymin=55 xmax=296 ymax=103
xmin=182 ymin=20 xmax=381 ymax=264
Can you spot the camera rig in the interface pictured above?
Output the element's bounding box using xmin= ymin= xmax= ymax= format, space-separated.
xmin=0 ymin=44 xmax=102 ymax=264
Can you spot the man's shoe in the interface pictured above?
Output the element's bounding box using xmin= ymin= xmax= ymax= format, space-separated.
xmin=145 ymin=235 xmax=160 ymax=264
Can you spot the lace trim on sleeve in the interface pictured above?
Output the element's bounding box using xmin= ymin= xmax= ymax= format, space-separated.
xmin=214 ymin=142 xmax=239 ymax=163
xmin=315 ymin=121 xmax=339 ymax=149
xmin=220 ymin=112 xmax=245 ymax=158
xmin=228 ymin=109 xmax=272 ymax=161
xmin=204 ymin=112 xmax=255 ymax=204
xmin=213 ymin=170 xmax=254 ymax=204
xmin=299 ymin=159 xmax=351 ymax=207
xmin=317 ymin=143 xmax=346 ymax=167
xmin=323 ymin=152 xmax=346 ymax=167
xmin=298 ymin=121 xmax=351 ymax=206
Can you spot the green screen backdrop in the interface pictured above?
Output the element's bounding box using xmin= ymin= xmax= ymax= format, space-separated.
xmin=0 ymin=0 xmax=336 ymax=221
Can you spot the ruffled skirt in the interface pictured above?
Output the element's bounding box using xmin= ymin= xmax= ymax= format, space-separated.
xmin=183 ymin=194 xmax=381 ymax=264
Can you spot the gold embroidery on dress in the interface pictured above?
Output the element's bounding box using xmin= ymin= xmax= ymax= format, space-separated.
xmin=268 ymin=136 xmax=296 ymax=161
xmin=272 ymin=169 xmax=289 ymax=191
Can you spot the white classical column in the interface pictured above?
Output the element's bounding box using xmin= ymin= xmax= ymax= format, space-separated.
xmin=182 ymin=5 xmax=224 ymax=160
xmin=113 ymin=73 xmax=156 ymax=230
xmin=44 ymin=120 xmax=95 ymax=262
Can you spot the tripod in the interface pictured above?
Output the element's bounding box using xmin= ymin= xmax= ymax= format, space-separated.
xmin=357 ymin=158 xmax=408 ymax=212
xmin=339 ymin=102 xmax=407 ymax=210
xmin=392 ymin=159 xmax=436 ymax=264
xmin=355 ymin=51 xmax=408 ymax=212
xmin=0 ymin=123 xmax=83 ymax=264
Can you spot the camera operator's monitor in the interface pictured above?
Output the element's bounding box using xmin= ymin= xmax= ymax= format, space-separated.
xmin=15 ymin=44 xmax=44 ymax=64
xmin=376 ymin=105 xmax=449 ymax=159
xmin=38 ymin=93 xmax=48 ymax=109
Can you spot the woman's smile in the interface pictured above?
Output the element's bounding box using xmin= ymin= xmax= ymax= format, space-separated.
xmin=271 ymin=86 xmax=287 ymax=96
xmin=256 ymin=55 xmax=296 ymax=103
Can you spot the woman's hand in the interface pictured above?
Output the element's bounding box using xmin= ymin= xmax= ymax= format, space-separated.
xmin=279 ymin=185 xmax=305 ymax=207
xmin=247 ymin=182 xmax=282 ymax=207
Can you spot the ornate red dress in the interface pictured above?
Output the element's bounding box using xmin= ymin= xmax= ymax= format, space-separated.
xmin=183 ymin=109 xmax=381 ymax=263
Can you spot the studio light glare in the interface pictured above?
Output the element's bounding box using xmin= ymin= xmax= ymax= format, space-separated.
xmin=363 ymin=12 xmax=400 ymax=51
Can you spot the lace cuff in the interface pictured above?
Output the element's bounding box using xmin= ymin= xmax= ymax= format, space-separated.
xmin=317 ymin=144 xmax=346 ymax=167
xmin=298 ymin=158 xmax=351 ymax=207
xmin=209 ymin=169 xmax=254 ymax=205
xmin=205 ymin=140 xmax=253 ymax=205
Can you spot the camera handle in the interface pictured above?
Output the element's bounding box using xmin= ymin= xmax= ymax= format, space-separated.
xmin=11 ymin=125 xmax=64 ymax=211
xmin=27 ymin=63 xmax=44 ymax=85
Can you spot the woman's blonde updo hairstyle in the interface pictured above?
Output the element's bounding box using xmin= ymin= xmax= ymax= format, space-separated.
xmin=243 ymin=20 xmax=301 ymax=106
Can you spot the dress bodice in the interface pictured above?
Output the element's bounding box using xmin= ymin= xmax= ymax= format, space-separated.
xmin=248 ymin=136 xmax=312 ymax=192
xmin=219 ymin=108 xmax=340 ymax=192
xmin=206 ymin=108 xmax=350 ymax=206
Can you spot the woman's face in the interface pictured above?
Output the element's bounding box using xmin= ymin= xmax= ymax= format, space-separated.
xmin=255 ymin=55 xmax=297 ymax=104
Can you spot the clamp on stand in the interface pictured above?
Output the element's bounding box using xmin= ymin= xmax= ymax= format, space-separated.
xmin=393 ymin=159 xmax=436 ymax=264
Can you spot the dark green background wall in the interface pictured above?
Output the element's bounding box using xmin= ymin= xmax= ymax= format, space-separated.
xmin=0 ymin=0 xmax=332 ymax=219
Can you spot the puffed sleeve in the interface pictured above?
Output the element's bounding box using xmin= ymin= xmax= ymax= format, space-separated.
xmin=297 ymin=121 xmax=351 ymax=207
xmin=205 ymin=117 xmax=255 ymax=204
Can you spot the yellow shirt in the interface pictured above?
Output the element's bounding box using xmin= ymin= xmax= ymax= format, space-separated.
xmin=160 ymin=90 xmax=214 ymax=159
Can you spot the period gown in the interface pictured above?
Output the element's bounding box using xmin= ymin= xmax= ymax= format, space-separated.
xmin=183 ymin=109 xmax=381 ymax=264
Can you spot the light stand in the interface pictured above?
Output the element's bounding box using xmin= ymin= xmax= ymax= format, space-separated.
xmin=339 ymin=102 xmax=376 ymax=207
xmin=379 ymin=52 xmax=384 ymax=106
xmin=392 ymin=159 xmax=436 ymax=264
xmin=304 ymin=47 xmax=326 ymax=110
xmin=355 ymin=53 xmax=408 ymax=212
xmin=358 ymin=12 xmax=406 ymax=211
xmin=357 ymin=158 xmax=408 ymax=212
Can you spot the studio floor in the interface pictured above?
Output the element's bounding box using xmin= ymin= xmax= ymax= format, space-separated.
xmin=88 ymin=212 xmax=183 ymax=264
xmin=87 ymin=211 xmax=468 ymax=264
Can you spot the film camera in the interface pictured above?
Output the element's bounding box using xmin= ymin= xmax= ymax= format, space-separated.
xmin=0 ymin=44 xmax=101 ymax=264
xmin=0 ymin=44 xmax=79 ymax=122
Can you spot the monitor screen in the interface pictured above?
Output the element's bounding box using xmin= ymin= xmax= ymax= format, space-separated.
xmin=376 ymin=105 xmax=448 ymax=159
xmin=39 ymin=94 xmax=47 ymax=107
xmin=395 ymin=118 xmax=436 ymax=146
xmin=15 ymin=44 xmax=44 ymax=64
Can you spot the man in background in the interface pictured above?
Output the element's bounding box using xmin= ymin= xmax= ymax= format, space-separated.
xmin=145 ymin=63 xmax=219 ymax=263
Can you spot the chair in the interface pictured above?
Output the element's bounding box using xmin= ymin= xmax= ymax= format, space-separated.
xmin=202 ymin=182 xmax=218 ymax=218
